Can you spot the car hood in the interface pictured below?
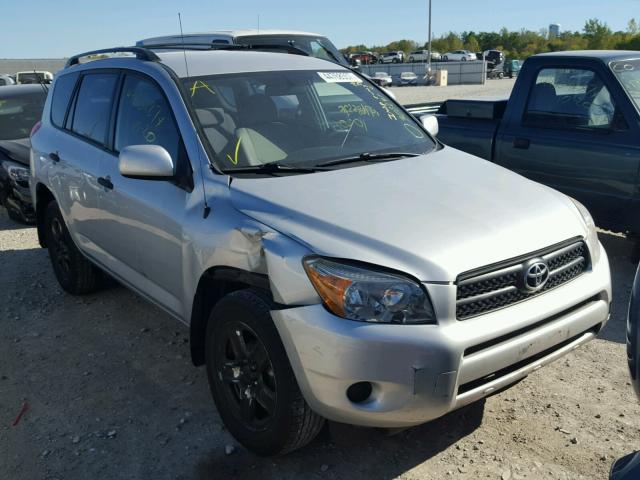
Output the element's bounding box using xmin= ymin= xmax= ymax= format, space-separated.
xmin=229 ymin=147 xmax=587 ymax=282
xmin=0 ymin=138 xmax=30 ymax=166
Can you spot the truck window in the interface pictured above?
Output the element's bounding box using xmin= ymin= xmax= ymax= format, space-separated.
xmin=523 ymin=68 xmax=617 ymax=130
xmin=610 ymin=59 xmax=640 ymax=113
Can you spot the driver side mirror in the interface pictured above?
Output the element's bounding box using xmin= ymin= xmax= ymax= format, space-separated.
xmin=420 ymin=114 xmax=439 ymax=137
xmin=119 ymin=145 xmax=175 ymax=179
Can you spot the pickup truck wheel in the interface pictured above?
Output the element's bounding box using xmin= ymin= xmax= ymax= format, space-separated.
xmin=206 ymin=289 xmax=325 ymax=456
xmin=44 ymin=201 xmax=102 ymax=294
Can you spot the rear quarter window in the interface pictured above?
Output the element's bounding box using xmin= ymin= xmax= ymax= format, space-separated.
xmin=51 ymin=73 xmax=79 ymax=128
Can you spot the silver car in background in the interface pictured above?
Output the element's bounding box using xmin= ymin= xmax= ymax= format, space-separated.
xmin=30 ymin=45 xmax=611 ymax=456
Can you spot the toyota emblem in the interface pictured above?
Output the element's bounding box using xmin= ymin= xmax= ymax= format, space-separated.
xmin=523 ymin=259 xmax=549 ymax=292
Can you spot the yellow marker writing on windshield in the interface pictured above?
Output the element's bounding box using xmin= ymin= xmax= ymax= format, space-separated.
xmin=190 ymin=80 xmax=216 ymax=97
xmin=226 ymin=138 xmax=242 ymax=165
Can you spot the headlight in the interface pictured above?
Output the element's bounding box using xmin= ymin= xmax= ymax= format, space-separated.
xmin=570 ymin=198 xmax=600 ymax=263
xmin=303 ymin=257 xmax=436 ymax=324
xmin=4 ymin=164 xmax=30 ymax=184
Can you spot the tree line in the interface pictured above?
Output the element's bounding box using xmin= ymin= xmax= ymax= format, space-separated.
xmin=341 ymin=19 xmax=640 ymax=60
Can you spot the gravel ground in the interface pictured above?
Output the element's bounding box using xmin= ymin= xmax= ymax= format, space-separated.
xmin=392 ymin=78 xmax=516 ymax=105
xmin=1 ymin=207 xmax=638 ymax=480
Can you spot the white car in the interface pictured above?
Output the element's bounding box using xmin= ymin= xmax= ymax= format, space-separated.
xmin=443 ymin=50 xmax=477 ymax=62
xmin=15 ymin=71 xmax=53 ymax=84
xmin=372 ymin=71 xmax=393 ymax=87
xmin=408 ymin=50 xmax=441 ymax=62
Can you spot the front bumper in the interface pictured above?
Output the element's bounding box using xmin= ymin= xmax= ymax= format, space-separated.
xmin=272 ymin=243 xmax=611 ymax=428
xmin=0 ymin=161 xmax=34 ymax=223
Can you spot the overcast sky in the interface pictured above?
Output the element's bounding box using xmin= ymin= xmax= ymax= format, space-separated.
xmin=2 ymin=0 xmax=638 ymax=58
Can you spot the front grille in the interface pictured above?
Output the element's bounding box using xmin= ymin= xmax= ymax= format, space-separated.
xmin=456 ymin=239 xmax=588 ymax=320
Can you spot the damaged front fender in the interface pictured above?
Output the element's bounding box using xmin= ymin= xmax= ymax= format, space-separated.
xmin=262 ymin=232 xmax=320 ymax=306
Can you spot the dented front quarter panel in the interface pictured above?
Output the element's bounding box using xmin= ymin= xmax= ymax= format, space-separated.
xmin=182 ymin=177 xmax=320 ymax=322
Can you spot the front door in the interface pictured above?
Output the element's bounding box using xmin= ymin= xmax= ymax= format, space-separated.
xmin=97 ymin=73 xmax=191 ymax=317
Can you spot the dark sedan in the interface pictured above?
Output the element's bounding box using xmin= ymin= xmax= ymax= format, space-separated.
xmin=0 ymin=84 xmax=47 ymax=223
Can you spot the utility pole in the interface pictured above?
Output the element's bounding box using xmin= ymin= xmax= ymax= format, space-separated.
xmin=427 ymin=0 xmax=432 ymax=83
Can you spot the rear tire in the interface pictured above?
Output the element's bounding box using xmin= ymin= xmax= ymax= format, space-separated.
xmin=44 ymin=201 xmax=102 ymax=294
xmin=205 ymin=289 xmax=325 ymax=456
xmin=443 ymin=56 xmax=448 ymax=61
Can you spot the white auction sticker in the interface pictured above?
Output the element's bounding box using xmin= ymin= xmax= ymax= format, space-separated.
xmin=317 ymin=71 xmax=362 ymax=83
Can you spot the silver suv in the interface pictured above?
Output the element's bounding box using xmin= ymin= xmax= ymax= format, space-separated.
xmin=31 ymin=45 xmax=611 ymax=456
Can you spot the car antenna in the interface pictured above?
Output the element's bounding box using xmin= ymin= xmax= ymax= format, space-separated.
xmin=178 ymin=12 xmax=211 ymax=219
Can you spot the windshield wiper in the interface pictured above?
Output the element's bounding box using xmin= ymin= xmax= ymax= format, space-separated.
xmin=316 ymin=152 xmax=421 ymax=168
xmin=222 ymin=162 xmax=321 ymax=175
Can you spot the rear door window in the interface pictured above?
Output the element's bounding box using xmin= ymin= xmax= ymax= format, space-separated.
xmin=114 ymin=75 xmax=180 ymax=160
xmin=51 ymin=73 xmax=79 ymax=128
xmin=71 ymin=73 xmax=119 ymax=145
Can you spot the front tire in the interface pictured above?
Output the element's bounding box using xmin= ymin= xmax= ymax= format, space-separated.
xmin=206 ymin=289 xmax=325 ymax=456
xmin=443 ymin=55 xmax=448 ymax=61
xmin=44 ymin=201 xmax=102 ymax=294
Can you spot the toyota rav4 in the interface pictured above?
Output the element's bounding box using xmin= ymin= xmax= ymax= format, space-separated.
xmin=30 ymin=45 xmax=611 ymax=456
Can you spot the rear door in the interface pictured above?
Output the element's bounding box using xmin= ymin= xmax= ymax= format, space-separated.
xmin=46 ymin=71 xmax=119 ymax=254
xmin=495 ymin=64 xmax=640 ymax=231
xmin=96 ymin=72 xmax=191 ymax=317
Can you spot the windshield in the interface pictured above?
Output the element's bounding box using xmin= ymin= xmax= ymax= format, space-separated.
xmin=235 ymin=35 xmax=347 ymax=66
xmin=610 ymin=58 xmax=640 ymax=112
xmin=0 ymin=91 xmax=46 ymax=140
xmin=184 ymin=70 xmax=435 ymax=172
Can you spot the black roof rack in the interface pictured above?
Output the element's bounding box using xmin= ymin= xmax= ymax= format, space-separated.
xmin=142 ymin=43 xmax=310 ymax=57
xmin=65 ymin=47 xmax=160 ymax=68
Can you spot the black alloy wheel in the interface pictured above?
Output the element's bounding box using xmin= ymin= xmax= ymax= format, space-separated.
xmin=44 ymin=201 xmax=102 ymax=294
xmin=49 ymin=215 xmax=72 ymax=282
xmin=206 ymin=289 xmax=325 ymax=455
xmin=215 ymin=320 xmax=277 ymax=431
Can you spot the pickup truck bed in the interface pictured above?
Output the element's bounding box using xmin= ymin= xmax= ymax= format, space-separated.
xmin=437 ymin=98 xmax=507 ymax=160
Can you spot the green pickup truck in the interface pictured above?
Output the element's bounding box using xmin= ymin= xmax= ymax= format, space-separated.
xmin=436 ymin=50 xmax=640 ymax=237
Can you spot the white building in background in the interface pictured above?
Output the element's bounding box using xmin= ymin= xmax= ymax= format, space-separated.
xmin=549 ymin=23 xmax=561 ymax=38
